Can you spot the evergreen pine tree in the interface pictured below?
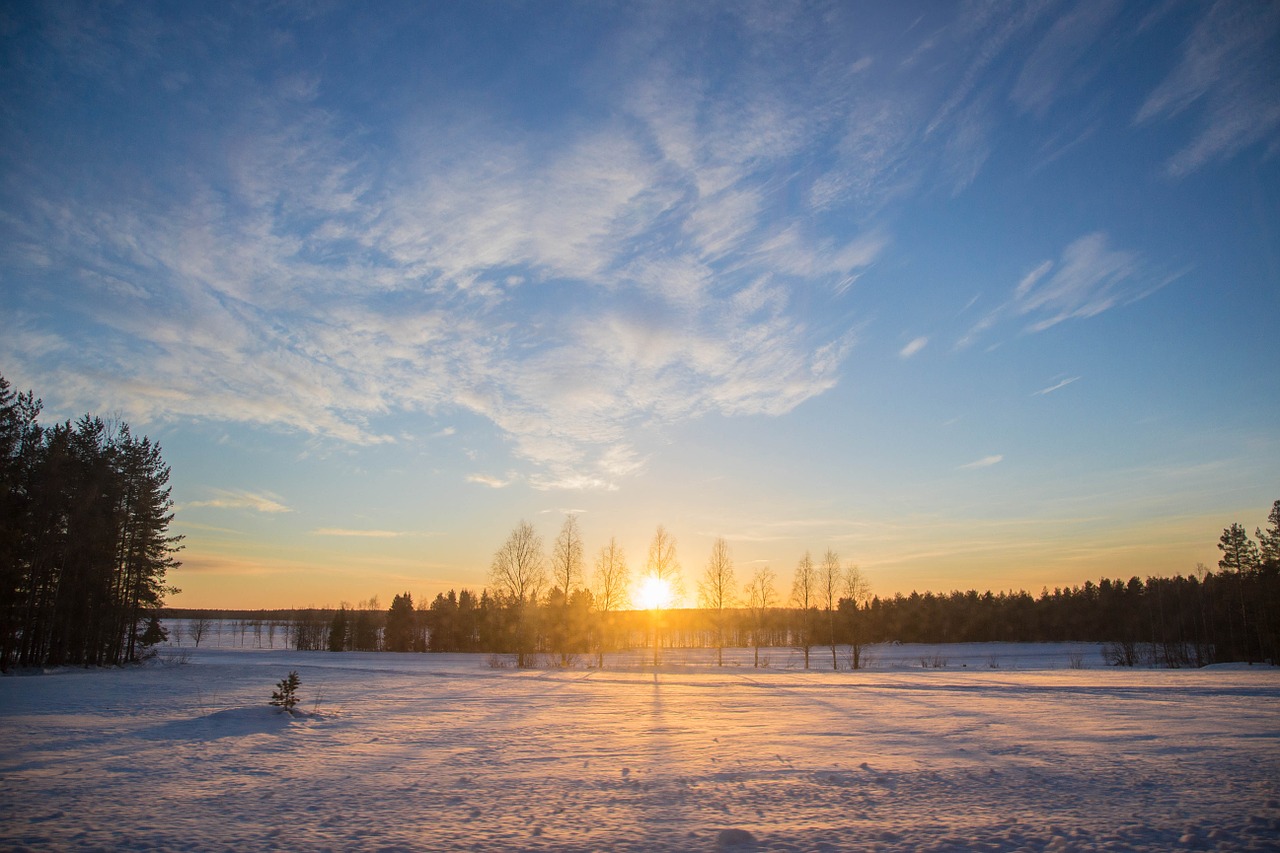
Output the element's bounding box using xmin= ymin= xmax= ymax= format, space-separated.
xmin=328 ymin=607 xmax=347 ymax=652
xmin=384 ymin=593 xmax=417 ymax=652
xmin=270 ymin=670 xmax=301 ymax=713
xmin=137 ymin=613 xmax=168 ymax=650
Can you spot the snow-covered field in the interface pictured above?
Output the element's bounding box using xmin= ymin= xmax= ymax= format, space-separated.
xmin=3 ymin=645 xmax=1279 ymax=852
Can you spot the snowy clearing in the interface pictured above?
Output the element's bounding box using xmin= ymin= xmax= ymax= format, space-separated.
xmin=2 ymin=644 xmax=1279 ymax=852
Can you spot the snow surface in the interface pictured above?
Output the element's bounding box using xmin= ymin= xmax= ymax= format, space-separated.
xmin=2 ymin=644 xmax=1279 ymax=852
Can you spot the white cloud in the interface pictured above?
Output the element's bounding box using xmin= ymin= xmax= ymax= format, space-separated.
xmin=1010 ymin=0 xmax=1122 ymax=117
xmin=16 ymin=3 xmax=1160 ymax=493
xmin=6 ymin=65 xmax=884 ymax=491
xmin=899 ymin=337 xmax=929 ymax=359
xmin=1034 ymin=376 xmax=1081 ymax=396
xmin=1014 ymin=261 xmax=1055 ymax=300
xmin=955 ymin=312 xmax=998 ymax=352
xmin=958 ymin=455 xmax=1004 ymax=471
xmin=1135 ymin=2 xmax=1280 ymax=177
xmin=959 ymin=234 xmax=1159 ymax=351
xmin=467 ymin=474 xmax=512 ymax=489
xmin=180 ymin=490 xmax=291 ymax=514
xmin=926 ymin=2 xmax=1051 ymax=136
xmin=1014 ymin=233 xmax=1142 ymax=332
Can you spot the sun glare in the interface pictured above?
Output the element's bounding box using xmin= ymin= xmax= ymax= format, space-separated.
xmin=636 ymin=575 xmax=672 ymax=610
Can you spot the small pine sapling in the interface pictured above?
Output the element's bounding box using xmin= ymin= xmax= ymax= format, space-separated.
xmin=135 ymin=614 xmax=169 ymax=659
xmin=270 ymin=670 xmax=301 ymax=714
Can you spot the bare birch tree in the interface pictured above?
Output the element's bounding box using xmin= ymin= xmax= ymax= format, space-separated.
xmin=745 ymin=566 xmax=777 ymax=668
xmin=646 ymin=524 xmax=684 ymax=599
xmin=820 ymin=549 xmax=842 ymax=670
xmin=698 ymin=537 xmax=737 ymax=666
xmin=489 ymin=520 xmax=547 ymax=667
xmin=646 ymin=524 xmax=683 ymax=665
xmin=791 ymin=551 xmax=817 ymax=669
xmin=189 ymin=614 xmax=211 ymax=648
xmin=841 ymin=563 xmax=872 ymax=669
xmin=550 ymin=513 xmax=585 ymax=666
xmin=591 ymin=537 xmax=630 ymax=668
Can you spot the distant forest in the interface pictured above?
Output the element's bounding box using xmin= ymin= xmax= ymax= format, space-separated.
xmin=170 ymin=506 xmax=1280 ymax=669
xmin=1 ymin=375 xmax=182 ymax=671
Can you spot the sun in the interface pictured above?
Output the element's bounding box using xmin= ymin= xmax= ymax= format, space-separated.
xmin=636 ymin=575 xmax=672 ymax=610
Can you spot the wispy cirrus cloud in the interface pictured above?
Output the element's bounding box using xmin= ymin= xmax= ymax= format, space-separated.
xmin=1034 ymin=376 xmax=1081 ymax=396
xmin=0 ymin=3 xmax=1235 ymax=496
xmin=1013 ymin=233 xmax=1148 ymax=332
xmin=899 ymin=337 xmax=929 ymax=359
xmin=180 ymin=489 xmax=291 ymax=514
xmin=1010 ymin=0 xmax=1122 ymax=117
xmin=1135 ymin=1 xmax=1280 ymax=177
xmin=959 ymin=233 xmax=1166 ymax=349
xmin=467 ymin=474 xmax=513 ymax=489
xmin=959 ymin=455 xmax=1004 ymax=471
xmin=2 ymin=7 xmax=899 ymax=491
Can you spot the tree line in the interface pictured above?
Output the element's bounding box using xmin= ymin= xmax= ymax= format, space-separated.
xmin=249 ymin=504 xmax=1279 ymax=668
xmin=1 ymin=375 xmax=182 ymax=670
xmin=6 ymin=363 xmax=1273 ymax=670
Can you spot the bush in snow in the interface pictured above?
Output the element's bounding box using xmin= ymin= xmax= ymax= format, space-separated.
xmin=1102 ymin=641 xmax=1138 ymax=666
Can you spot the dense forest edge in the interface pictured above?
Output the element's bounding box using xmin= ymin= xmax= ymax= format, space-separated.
xmin=3 ymin=372 xmax=1278 ymax=671
xmin=1 ymin=375 xmax=182 ymax=671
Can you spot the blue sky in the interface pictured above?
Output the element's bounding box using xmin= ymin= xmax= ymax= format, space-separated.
xmin=3 ymin=1 xmax=1277 ymax=609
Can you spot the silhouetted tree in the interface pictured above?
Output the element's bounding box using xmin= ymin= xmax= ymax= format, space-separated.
xmin=791 ymin=551 xmax=817 ymax=669
xmin=0 ymin=377 xmax=41 ymax=669
xmin=819 ymin=549 xmax=842 ymax=670
xmin=429 ymin=590 xmax=454 ymax=651
xmin=841 ymin=563 xmax=872 ymax=669
xmin=1219 ymin=522 xmax=1260 ymax=660
xmin=591 ymin=537 xmax=629 ymax=668
xmin=549 ymin=514 xmax=584 ymax=666
xmin=1255 ymin=504 xmax=1280 ymax=662
xmin=290 ymin=609 xmax=329 ymax=650
xmin=137 ymin=612 xmax=168 ymax=652
xmin=698 ymin=537 xmax=737 ymax=666
xmin=490 ymin=521 xmax=548 ymax=667
xmin=428 ymin=589 xmax=484 ymax=652
xmin=349 ymin=597 xmax=382 ymax=651
xmin=1258 ymin=501 xmax=1280 ymax=567
xmin=645 ymin=524 xmax=682 ymax=665
xmin=384 ymin=592 xmax=420 ymax=652
xmin=328 ymin=607 xmax=348 ymax=652
xmin=456 ymin=589 xmax=482 ymax=651
xmin=0 ymin=375 xmax=182 ymax=670
xmin=744 ymin=566 xmax=776 ymax=668
xmin=565 ymin=587 xmax=593 ymax=658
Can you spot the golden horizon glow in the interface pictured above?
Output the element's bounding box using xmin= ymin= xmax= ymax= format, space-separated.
xmin=635 ymin=575 xmax=672 ymax=611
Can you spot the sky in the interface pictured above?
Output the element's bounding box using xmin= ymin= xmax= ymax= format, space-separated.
xmin=2 ymin=0 xmax=1278 ymax=610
